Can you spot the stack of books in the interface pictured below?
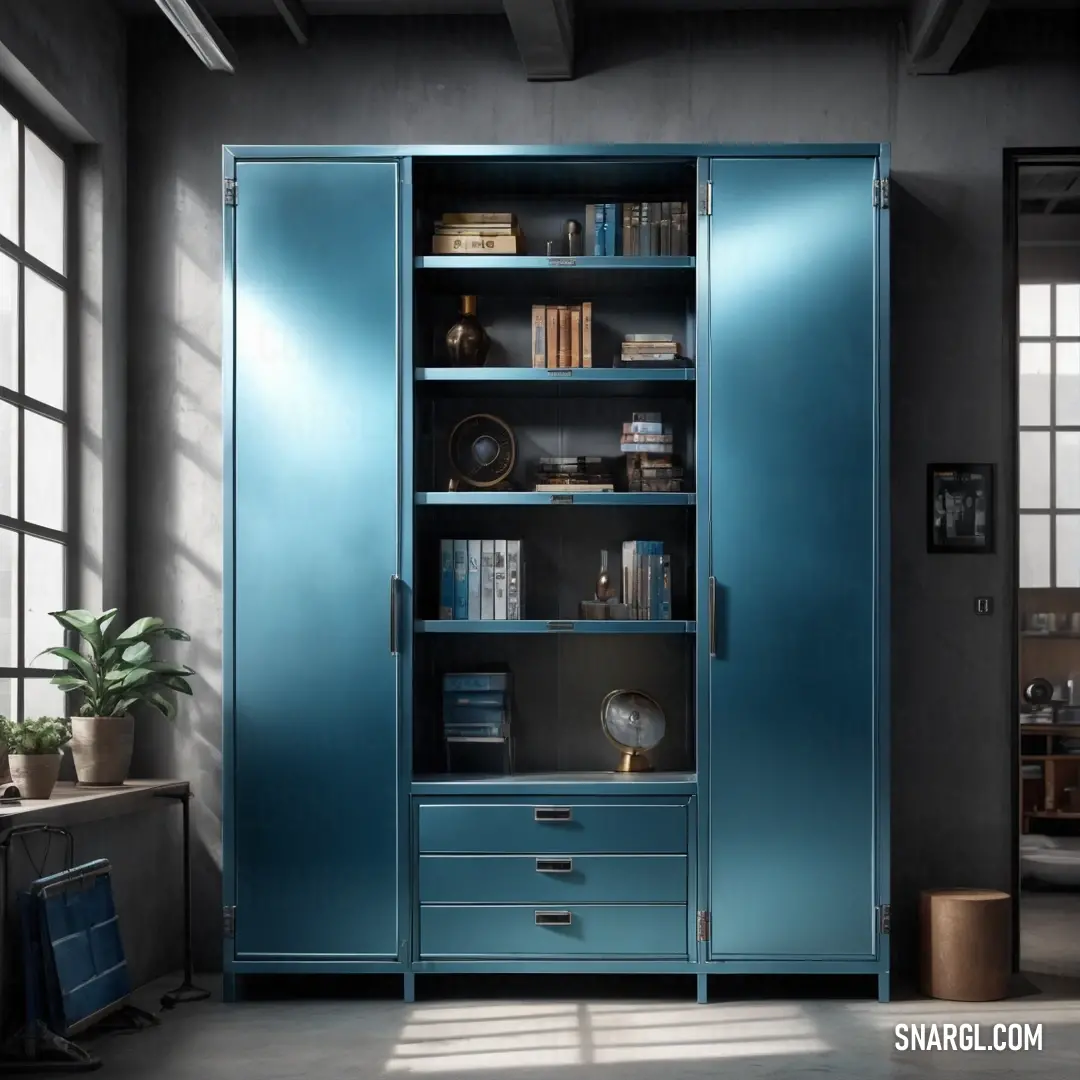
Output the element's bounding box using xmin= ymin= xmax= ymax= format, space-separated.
xmin=432 ymin=212 xmax=523 ymax=255
xmin=531 ymin=302 xmax=593 ymax=368
xmin=622 ymin=412 xmax=683 ymax=493
xmin=585 ymin=202 xmax=691 ymax=256
xmin=617 ymin=334 xmax=683 ymax=367
xmin=440 ymin=539 xmax=524 ymax=620
xmin=621 ymin=541 xmax=672 ymax=620
xmin=442 ymin=672 xmax=513 ymax=775
xmin=533 ymin=456 xmax=614 ymax=493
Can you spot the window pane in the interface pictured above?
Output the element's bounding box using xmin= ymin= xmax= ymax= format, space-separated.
xmin=1020 ymin=284 xmax=1052 ymax=337
xmin=1020 ymin=342 xmax=1051 ymax=425
xmin=1058 ymin=432 xmax=1080 ymax=509
xmin=1020 ymin=514 xmax=1051 ymax=588
xmin=24 ymin=269 xmax=65 ymax=409
xmin=0 ymin=400 xmax=16 ymax=518
xmin=23 ymin=411 xmax=64 ymax=530
xmin=1059 ymin=516 xmax=1080 ymax=587
xmin=1019 ymin=430 xmax=1051 ymax=509
xmin=0 ymin=527 xmax=15 ymax=667
xmin=23 ymin=677 xmax=65 ymax=720
xmin=0 ymin=253 xmax=17 ymax=391
xmin=23 ymin=129 xmax=64 ymax=274
xmin=1058 ymin=284 xmax=1080 ymax=338
xmin=1057 ymin=343 xmax=1080 ymax=426
xmin=25 ymin=534 xmax=63 ymax=670
xmin=0 ymin=678 xmax=12 ymax=722
xmin=0 ymin=106 xmax=17 ymax=244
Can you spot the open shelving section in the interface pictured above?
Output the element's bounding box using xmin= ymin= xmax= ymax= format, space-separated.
xmin=409 ymin=153 xmax=699 ymax=784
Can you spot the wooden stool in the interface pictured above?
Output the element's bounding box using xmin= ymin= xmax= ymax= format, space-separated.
xmin=920 ymin=888 xmax=1011 ymax=1001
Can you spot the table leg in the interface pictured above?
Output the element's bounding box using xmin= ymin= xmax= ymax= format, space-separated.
xmin=156 ymin=792 xmax=211 ymax=1008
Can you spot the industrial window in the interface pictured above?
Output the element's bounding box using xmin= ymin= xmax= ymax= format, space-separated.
xmin=0 ymin=89 xmax=74 ymax=721
xmin=1019 ymin=283 xmax=1080 ymax=587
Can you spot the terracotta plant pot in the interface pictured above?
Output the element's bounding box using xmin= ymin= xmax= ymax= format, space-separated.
xmin=8 ymin=753 xmax=61 ymax=800
xmin=70 ymin=715 xmax=134 ymax=786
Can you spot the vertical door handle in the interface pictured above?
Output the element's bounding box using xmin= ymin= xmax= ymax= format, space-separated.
xmin=389 ymin=575 xmax=400 ymax=654
xmin=708 ymin=576 xmax=717 ymax=657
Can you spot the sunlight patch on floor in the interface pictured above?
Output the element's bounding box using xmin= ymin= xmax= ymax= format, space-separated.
xmin=384 ymin=1000 xmax=830 ymax=1072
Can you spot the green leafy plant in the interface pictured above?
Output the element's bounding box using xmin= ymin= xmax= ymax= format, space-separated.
xmin=33 ymin=609 xmax=195 ymax=719
xmin=0 ymin=716 xmax=71 ymax=755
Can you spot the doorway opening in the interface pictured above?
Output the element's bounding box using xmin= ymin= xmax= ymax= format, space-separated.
xmin=1011 ymin=150 xmax=1080 ymax=980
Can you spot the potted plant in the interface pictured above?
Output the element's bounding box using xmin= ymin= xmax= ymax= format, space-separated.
xmin=33 ymin=609 xmax=195 ymax=786
xmin=0 ymin=716 xmax=71 ymax=799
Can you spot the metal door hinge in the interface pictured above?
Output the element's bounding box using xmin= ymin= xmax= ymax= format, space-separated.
xmin=873 ymin=177 xmax=889 ymax=210
xmin=696 ymin=910 xmax=710 ymax=941
xmin=224 ymin=178 xmax=237 ymax=207
xmin=878 ymin=903 xmax=890 ymax=935
xmin=223 ymin=905 xmax=236 ymax=938
xmin=699 ymin=182 xmax=712 ymax=216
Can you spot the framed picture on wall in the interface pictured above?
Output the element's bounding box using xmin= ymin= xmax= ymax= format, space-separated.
xmin=927 ymin=463 xmax=995 ymax=554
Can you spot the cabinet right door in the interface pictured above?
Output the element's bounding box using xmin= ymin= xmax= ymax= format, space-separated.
xmin=706 ymin=156 xmax=882 ymax=959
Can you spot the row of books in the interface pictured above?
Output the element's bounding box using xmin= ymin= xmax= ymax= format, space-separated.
xmin=622 ymin=541 xmax=673 ymax=620
xmin=439 ymin=539 xmax=524 ymax=620
xmin=431 ymin=212 xmax=524 ymax=255
xmin=586 ymin=202 xmax=691 ymax=257
xmin=531 ymin=303 xmax=593 ymax=368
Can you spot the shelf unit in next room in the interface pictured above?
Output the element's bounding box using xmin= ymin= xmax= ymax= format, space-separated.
xmin=410 ymin=156 xmax=702 ymax=784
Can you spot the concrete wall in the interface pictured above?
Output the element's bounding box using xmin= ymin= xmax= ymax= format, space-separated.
xmin=126 ymin=8 xmax=1080 ymax=976
xmin=0 ymin=1 xmax=182 ymax=989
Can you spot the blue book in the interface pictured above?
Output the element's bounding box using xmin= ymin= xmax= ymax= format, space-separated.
xmin=467 ymin=540 xmax=482 ymax=620
xmin=605 ymin=202 xmax=621 ymax=256
xmin=594 ymin=203 xmax=606 ymax=257
xmin=659 ymin=553 xmax=672 ymax=620
xmin=453 ymin=540 xmax=468 ymax=620
xmin=439 ymin=540 xmax=455 ymax=619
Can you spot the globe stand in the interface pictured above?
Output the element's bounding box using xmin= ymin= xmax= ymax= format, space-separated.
xmin=616 ymin=751 xmax=652 ymax=773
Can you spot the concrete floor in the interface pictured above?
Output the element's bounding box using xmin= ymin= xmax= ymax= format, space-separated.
xmin=85 ymin=970 xmax=1080 ymax=1080
xmin=69 ymin=890 xmax=1080 ymax=1080
xmin=1022 ymin=891 xmax=1080 ymax=980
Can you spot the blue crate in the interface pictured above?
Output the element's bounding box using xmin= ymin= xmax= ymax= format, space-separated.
xmin=25 ymin=859 xmax=131 ymax=1036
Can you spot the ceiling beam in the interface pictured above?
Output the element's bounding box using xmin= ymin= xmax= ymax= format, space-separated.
xmin=503 ymin=0 xmax=575 ymax=81
xmin=906 ymin=0 xmax=988 ymax=74
xmin=154 ymin=0 xmax=236 ymax=73
xmin=272 ymin=0 xmax=310 ymax=47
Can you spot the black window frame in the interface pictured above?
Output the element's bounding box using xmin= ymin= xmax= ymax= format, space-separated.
xmin=0 ymin=80 xmax=78 ymax=722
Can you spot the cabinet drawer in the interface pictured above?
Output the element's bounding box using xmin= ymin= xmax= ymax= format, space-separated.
xmin=419 ymin=904 xmax=688 ymax=959
xmin=417 ymin=801 xmax=687 ymax=854
xmin=418 ymin=854 xmax=687 ymax=904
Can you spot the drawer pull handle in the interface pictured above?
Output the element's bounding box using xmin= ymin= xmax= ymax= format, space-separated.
xmin=536 ymin=858 xmax=573 ymax=873
xmin=534 ymin=806 xmax=572 ymax=822
xmin=535 ymin=910 xmax=572 ymax=926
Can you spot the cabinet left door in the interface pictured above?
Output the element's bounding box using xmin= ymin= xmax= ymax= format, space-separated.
xmin=228 ymin=159 xmax=402 ymax=960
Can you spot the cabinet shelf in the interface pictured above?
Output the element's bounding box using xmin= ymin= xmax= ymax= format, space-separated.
xmin=416 ymin=369 xmax=695 ymax=386
xmin=418 ymin=619 xmax=696 ymax=635
xmin=416 ymin=256 xmax=695 ymax=271
xmin=411 ymin=772 xmax=698 ymax=796
xmin=417 ymin=491 xmax=695 ymax=507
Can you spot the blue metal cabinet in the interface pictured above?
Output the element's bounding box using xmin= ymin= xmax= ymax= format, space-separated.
xmin=227 ymin=159 xmax=402 ymax=960
xmin=705 ymin=156 xmax=884 ymax=960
